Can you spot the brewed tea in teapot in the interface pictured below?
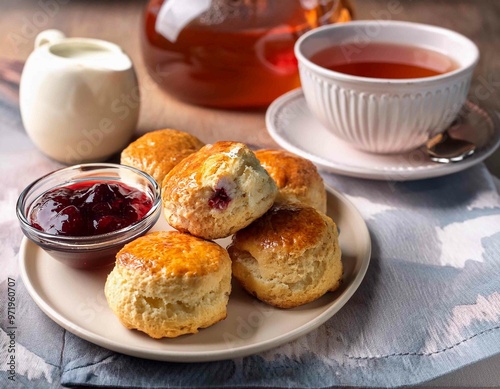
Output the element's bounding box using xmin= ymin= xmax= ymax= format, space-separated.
xmin=142 ymin=0 xmax=352 ymax=108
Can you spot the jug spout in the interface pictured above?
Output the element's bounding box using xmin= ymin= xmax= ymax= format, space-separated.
xmin=35 ymin=29 xmax=66 ymax=49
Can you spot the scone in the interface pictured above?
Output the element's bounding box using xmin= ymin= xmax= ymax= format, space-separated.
xmin=255 ymin=149 xmax=327 ymax=213
xmin=162 ymin=141 xmax=278 ymax=240
xmin=120 ymin=129 xmax=204 ymax=184
xmin=104 ymin=231 xmax=231 ymax=338
xmin=227 ymin=203 xmax=342 ymax=308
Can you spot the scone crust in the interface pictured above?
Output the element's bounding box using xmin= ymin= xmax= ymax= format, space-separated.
xmin=120 ymin=129 xmax=204 ymax=183
xmin=255 ymin=149 xmax=327 ymax=213
xmin=105 ymin=231 xmax=231 ymax=338
xmin=162 ymin=141 xmax=278 ymax=239
xmin=228 ymin=204 xmax=342 ymax=308
xmin=117 ymin=230 xmax=224 ymax=276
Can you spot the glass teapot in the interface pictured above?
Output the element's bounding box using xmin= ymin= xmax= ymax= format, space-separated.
xmin=141 ymin=0 xmax=353 ymax=108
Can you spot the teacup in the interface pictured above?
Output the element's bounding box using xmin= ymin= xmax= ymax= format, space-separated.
xmin=20 ymin=29 xmax=140 ymax=164
xmin=294 ymin=21 xmax=479 ymax=154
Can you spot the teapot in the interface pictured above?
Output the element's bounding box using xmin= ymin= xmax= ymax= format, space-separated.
xmin=141 ymin=0 xmax=353 ymax=108
xmin=20 ymin=29 xmax=140 ymax=164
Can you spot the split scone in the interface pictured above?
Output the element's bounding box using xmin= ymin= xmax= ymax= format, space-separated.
xmin=104 ymin=231 xmax=231 ymax=338
xmin=162 ymin=141 xmax=278 ymax=240
xmin=227 ymin=203 xmax=342 ymax=308
xmin=255 ymin=149 xmax=327 ymax=214
xmin=120 ymin=129 xmax=204 ymax=184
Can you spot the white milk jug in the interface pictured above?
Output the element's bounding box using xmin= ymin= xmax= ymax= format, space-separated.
xmin=20 ymin=29 xmax=140 ymax=164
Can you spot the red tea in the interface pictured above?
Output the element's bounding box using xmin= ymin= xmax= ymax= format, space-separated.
xmin=142 ymin=0 xmax=352 ymax=108
xmin=309 ymin=42 xmax=458 ymax=79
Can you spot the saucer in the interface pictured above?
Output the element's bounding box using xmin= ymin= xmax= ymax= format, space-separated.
xmin=265 ymin=89 xmax=500 ymax=181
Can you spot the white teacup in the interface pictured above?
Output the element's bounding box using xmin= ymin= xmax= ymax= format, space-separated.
xmin=20 ymin=29 xmax=140 ymax=164
xmin=295 ymin=21 xmax=479 ymax=154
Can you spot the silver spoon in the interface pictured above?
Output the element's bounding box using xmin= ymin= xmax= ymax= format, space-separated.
xmin=426 ymin=124 xmax=476 ymax=163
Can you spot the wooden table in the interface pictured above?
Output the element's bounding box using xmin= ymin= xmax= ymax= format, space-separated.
xmin=1 ymin=1 xmax=500 ymax=387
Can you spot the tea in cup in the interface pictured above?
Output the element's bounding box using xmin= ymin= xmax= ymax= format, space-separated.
xmin=20 ymin=29 xmax=140 ymax=164
xmin=294 ymin=21 xmax=479 ymax=154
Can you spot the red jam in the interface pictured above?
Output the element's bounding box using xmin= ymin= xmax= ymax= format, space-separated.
xmin=29 ymin=181 xmax=153 ymax=236
xmin=208 ymin=187 xmax=231 ymax=210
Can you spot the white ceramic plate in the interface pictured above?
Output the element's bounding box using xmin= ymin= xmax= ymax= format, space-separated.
xmin=266 ymin=88 xmax=500 ymax=181
xmin=19 ymin=186 xmax=371 ymax=362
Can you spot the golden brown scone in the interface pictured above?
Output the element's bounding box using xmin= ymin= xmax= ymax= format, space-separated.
xmin=255 ymin=149 xmax=327 ymax=214
xmin=120 ymin=129 xmax=204 ymax=184
xmin=227 ymin=203 xmax=342 ymax=308
xmin=104 ymin=231 xmax=231 ymax=338
xmin=162 ymin=141 xmax=278 ymax=240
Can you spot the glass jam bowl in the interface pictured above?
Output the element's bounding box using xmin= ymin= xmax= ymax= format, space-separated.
xmin=141 ymin=0 xmax=353 ymax=108
xmin=16 ymin=163 xmax=161 ymax=269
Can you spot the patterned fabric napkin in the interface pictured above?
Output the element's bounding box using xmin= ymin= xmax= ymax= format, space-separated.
xmin=2 ymin=115 xmax=500 ymax=388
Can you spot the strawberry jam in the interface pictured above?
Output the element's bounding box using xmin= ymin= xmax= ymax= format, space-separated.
xmin=29 ymin=181 xmax=152 ymax=236
xmin=208 ymin=187 xmax=231 ymax=210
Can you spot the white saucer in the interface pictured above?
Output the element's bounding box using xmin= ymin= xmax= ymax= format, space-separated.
xmin=266 ymin=89 xmax=500 ymax=181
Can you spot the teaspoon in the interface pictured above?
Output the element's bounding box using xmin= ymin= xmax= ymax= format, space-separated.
xmin=426 ymin=129 xmax=476 ymax=163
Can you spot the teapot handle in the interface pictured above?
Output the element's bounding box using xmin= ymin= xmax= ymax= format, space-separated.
xmin=35 ymin=29 xmax=66 ymax=49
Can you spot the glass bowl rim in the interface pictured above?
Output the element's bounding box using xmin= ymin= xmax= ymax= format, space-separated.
xmin=16 ymin=162 xmax=161 ymax=245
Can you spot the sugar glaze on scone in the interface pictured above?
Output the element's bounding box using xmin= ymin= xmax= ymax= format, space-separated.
xmin=104 ymin=231 xmax=231 ymax=338
xmin=227 ymin=203 xmax=342 ymax=308
xmin=255 ymin=149 xmax=327 ymax=214
xmin=162 ymin=141 xmax=278 ymax=240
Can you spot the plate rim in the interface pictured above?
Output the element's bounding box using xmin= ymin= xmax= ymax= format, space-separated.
xmin=266 ymin=88 xmax=500 ymax=181
xmin=19 ymin=185 xmax=371 ymax=362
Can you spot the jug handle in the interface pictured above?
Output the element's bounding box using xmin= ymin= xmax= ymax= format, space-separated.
xmin=35 ymin=29 xmax=66 ymax=49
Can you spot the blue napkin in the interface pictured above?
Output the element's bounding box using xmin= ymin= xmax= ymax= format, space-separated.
xmin=2 ymin=147 xmax=500 ymax=388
